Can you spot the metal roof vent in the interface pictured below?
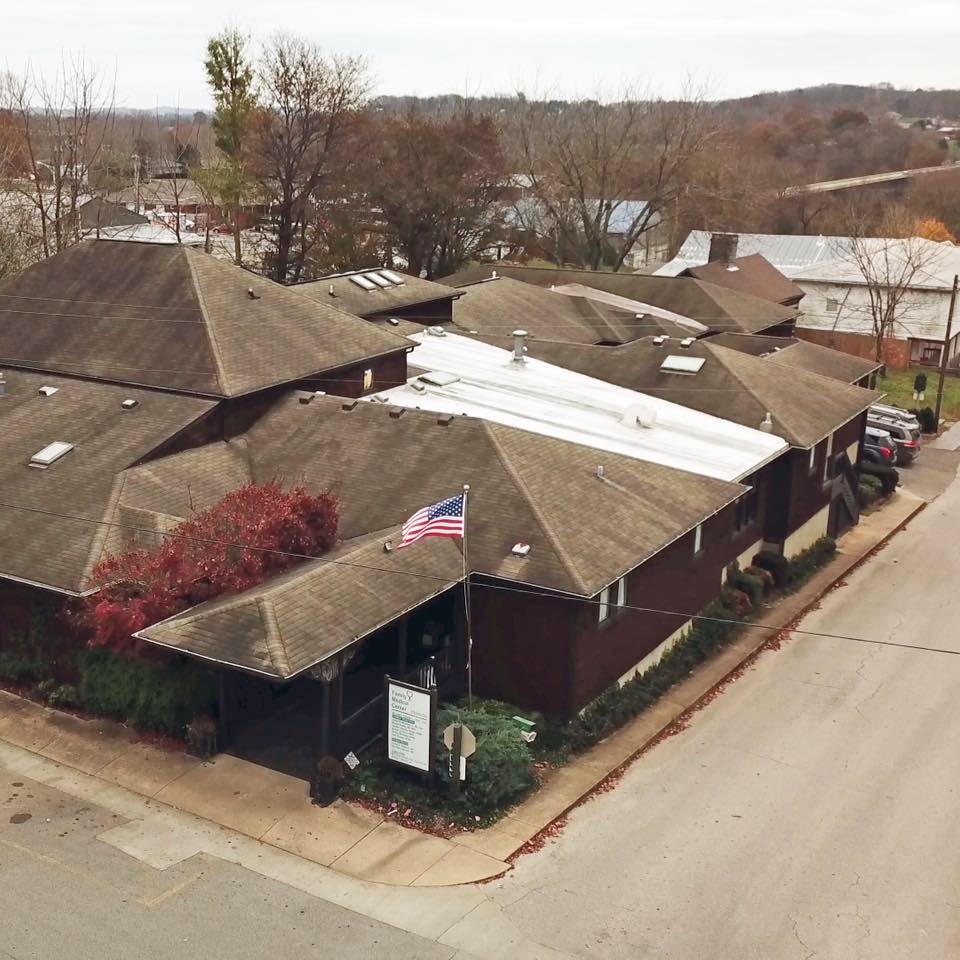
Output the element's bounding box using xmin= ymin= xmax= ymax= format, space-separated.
xmin=624 ymin=405 xmax=658 ymax=429
xmin=38 ymin=385 xmax=59 ymax=397
xmin=328 ymin=283 xmax=336 ymax=296
xmin=595 ymin=465 xmax=605 ymax=479
xmin=511 ymin=329 xmax=528 ymax=363
xmin=759 ymin=412 xmax=774 ymax=433
xmin=410 ymin=380 xmax=426 ymax=392
xmin=246 ymin=287 xmax=260 ymax=299
xmin=725 ymin=264 xmax=740 ymax=272
xmin=491 ymin=270 xmax=498 ymax=279
xmin=0 ymin=376 xmax=6 ymax=397
xmin=652 ymin=335 xmax=667 ymax=346
xmin=679 ymin=337 xmax=695 ymax=349
xmin=29 ymin=441 xmax=74 ymax=468
xmin=511 ymin=542 xmax=531 ymax=558
xmin=427 ymin=325 xmax=447 ymax=337
xmin=121 ymin=398 xmax=139 ymax=410
xmin=418 ymin=371 xmax=460 ymax=387
xmin=371 ymin=393 xmax=390 ymax=403
xmin=660 ymin=354 xmax=705 ymax=375
xmin=387 ymin=317 xmax=400 ymax=326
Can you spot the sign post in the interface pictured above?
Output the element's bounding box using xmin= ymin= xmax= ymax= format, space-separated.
xmin=442 ymin=722 xmax=476 ymax=795
xmin=384 ymin=676 xmax=437 ymax=775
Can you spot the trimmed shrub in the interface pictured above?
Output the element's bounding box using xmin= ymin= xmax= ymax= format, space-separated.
xmin=720 ymin=587 xmax=752 ymax=616
xmin=77 ymin=648 xmax=217 ymax=736
xmin=0 ymin=651 xmax=47 ymax=684
xmin=433 ymin=707 xmax=535 ymax=812
xmin=911 ymin=406 xmax=937 ymax=434
xmin=47 ymin=684 xmax=79 ymax=709
xmin=860 ymin=461 xmax=899 ymax=497
xmin=786 ymin=536 xmax=836 ymax=590
xmin=744 ymin=565 xmax=774 ymax=592
xmin=729 ymin=569 xmax=764 ymax=605
xmin=753 ymin=549 xmax=789 ymax=588
xmin=859 ymin=474 xmax=881 ymax=508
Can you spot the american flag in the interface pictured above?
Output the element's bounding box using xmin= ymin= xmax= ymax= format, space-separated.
xmin=397 ymin=494 xmax=466 ymax=549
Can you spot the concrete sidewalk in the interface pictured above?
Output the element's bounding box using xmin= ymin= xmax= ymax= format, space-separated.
xmin=0 ymin=491 xmax=925 ymax=887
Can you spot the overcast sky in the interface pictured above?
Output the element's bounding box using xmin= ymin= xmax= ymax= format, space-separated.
xmin=4 ymin=0 xmax=959 ymax=109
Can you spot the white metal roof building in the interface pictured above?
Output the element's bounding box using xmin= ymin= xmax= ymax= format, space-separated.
xmin=656 ymin=230 xmax=855 ymax=277
xmin=371 ymin=331 xmax=788 ymax=482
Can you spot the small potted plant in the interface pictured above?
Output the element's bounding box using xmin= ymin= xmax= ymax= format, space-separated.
xmin=186 ymin=715 xmax=218 ymax=760
xmin=310 ymin=755 xmax=345 ymax=806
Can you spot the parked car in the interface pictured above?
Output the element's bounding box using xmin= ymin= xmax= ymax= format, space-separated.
xmin=867 ymin=414 xmax=920 ymax=465
xmin=870 ymin=402 xmax=920 ymax=431
xmin=862 ymin=426 xmax=898 ymax=466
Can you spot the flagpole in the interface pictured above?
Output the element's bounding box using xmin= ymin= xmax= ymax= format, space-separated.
xmin=462 ymin=483 xmax=473 ymax=708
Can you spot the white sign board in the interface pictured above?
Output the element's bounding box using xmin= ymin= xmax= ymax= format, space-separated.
xmin=386 ymin=679 xmax=434 ymax=773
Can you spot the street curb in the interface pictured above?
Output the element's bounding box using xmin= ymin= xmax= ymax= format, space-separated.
xmin=507 ymin=498 xmax=928 ymax=865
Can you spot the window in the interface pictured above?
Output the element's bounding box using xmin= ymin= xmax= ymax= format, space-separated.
xmin=362 ymin=368 xmax=374 ymax=391
xmin=823 ymin=433 xmax=834 ymax=483
xmin=735 ymin=474 xmax=759 ymax=532
xmin=599 ymin=575 xmax=627 ymax=623
xmin=808 ymin=444 xmax=817 ymax=473
xmin=693 ymin=522 xmax=703 ymax=555
xmin=825 ymin=297 xmax=840 ymax=313
xmin=598 ymin=585 xmax=611 ymax=623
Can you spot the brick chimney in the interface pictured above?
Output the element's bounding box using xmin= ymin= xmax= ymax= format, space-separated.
xmin=707 ymin=232 xmax=738 ymax=265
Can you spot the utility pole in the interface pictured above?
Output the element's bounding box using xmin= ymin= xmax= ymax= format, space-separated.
xmin=934 ymin=274 xmax=959 ymax=431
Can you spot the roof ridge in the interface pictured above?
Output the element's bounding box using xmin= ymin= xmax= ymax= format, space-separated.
xmin=183 ymin=249 xmax=230 ymax=396
xmin=257 ymin=597 xmax=291 ymax=676
xmin=482 ymin=423 xmax=590 ymax=595
xmin=706 ymin=343 xmax=805 ymax=444
xmin=81 ymin=473 xmax=127 ymax=591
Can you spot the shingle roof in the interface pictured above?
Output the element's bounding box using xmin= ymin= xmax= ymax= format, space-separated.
xmin=473 ymin=335 xmax=878 ymax=449
xmin=683 ymin=254 xmax=805 ymax=306
xmin=439 ymin=264 xmax=797 ymax=335
xmin=136 ymin=532 xmax=464 ymax=678
xmin=0 ymin=370 xmax=215 ymax=593
xmin=0 ymin=241 xmax=409 ymax=397
xmin=293 ymin=269 xmax=462 ymax=319
xmin=77 ymin=197 xmax=147 ymax=231
xmin=451 ymin=276 xmax=671 ymax=344
xmin=706 ymin=333 xmax=883 ymax=384
xmin=115 ymin=394 xmax=744 ymax=602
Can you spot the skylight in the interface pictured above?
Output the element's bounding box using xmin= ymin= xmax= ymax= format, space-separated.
xmin=349 ymin=274 xmax=377 ymax=291
xmin=418 ymin=371 xmax=460 ymax=387
xmin=365 ymin=272 xmax=392 ymax=288
xmin=30 ymin=441 xmax=74 ymax=468
xmin=660 ymin=355 xmax=706 ymax=375
xmin=379 ymin=269 xmax=406 ymax=285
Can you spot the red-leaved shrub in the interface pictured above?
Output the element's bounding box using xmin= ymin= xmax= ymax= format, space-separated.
xmin=75 ymin=482 xmax=339 ymax=652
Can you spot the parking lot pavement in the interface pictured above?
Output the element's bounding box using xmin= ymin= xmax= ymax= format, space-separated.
xmin=0 ymin=767 xmax=460 ymax=960
xmin=897 ymin=446 xmax=960 ymax=502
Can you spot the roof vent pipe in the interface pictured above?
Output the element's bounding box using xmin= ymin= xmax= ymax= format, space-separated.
xmin=328 ymin=284 xmax=335 ymax=296
xmin=759 ymin=412 xmax=774 ymax=433
xmin=596 ymin=465 xmax=605 ymax=479
xmin=511 ymin=329 xmax=528 ymax=363
xmin=0 ymin=377 xmax=6 ymax=397
xmin=491 ymin=270 xmax=498 ymax=279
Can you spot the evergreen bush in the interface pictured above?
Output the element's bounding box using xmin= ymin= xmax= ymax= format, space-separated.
xmin=785 ymin=536 xmax=836 ymax=590
xmin=753 ymin=550 xmax=789 ymax=588
xmin=77 ymin=648 xmax=217 ymax=735
xmin=859 ymin=474 xmax=881 ymax=508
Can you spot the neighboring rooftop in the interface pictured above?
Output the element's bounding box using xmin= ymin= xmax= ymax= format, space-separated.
xmin=477 ymin=335 xmax=878 ymax=449
xmin=379 ymin=331 xmax=787 ymax=480
xmin=450 ymin=276 xmax=688 ymax=344
xmin=77 ymin=197 xmax=147 ymax=231
xmin=293 ymin=268 xmax=463 ymax=320
xmin=655 ymin=231 xmax=854 ymax=276
xmin=0 ymin=370 xmax=215 ymax=594
xmin=683 ymin=254 xmax=805 ymax=306
xmin=0 ymin=241 xmax=409 ymax=397
xmin=440 ymin=264 xmax=797 ymax=335
xmin=708 ymin=333 xmax=883 ymax=384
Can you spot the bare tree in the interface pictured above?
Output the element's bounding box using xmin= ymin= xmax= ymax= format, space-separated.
xmin=253 ymin=37 xmax=370 ymax=281
xmin=2 ymin=59 xmax=115 ymax=258
xmin=842 ymin=206 xmax=948 ymax=361
xmin=505 ymin=86 xmax=719 ymax=271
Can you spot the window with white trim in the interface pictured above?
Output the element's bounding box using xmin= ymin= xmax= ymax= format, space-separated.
xmin=693 ymin=522 xmax=703 ymax=555
xmin=598 ymin=585 xmax=611 ymax=622
xmin=616 ymin=575 xmax=627 ymax=609
xmin=808 ymin=444 xmax=817 ymax=473
xmin=823 ymin=432 xmax=834 ymax=483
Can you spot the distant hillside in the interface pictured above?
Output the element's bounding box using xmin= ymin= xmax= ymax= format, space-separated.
xmin=716 ymin=84 xmax=960 ymax=121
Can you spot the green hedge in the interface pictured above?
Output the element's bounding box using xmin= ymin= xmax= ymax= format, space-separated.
xmin=785 ymin=536 xmax=837 ymax=591
xmin=77 ymin=648 xmax=217 ymax=735
xmin=859 ymin=474 xmax=882 ymax=508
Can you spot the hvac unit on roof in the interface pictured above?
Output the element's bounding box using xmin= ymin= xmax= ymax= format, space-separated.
xmin=660 ymin=354 xmax=705 ymax=375
xmin=349 ymin=274 xmax=377 ymax=291
xmin=29 ymin=441 xmax=74 ymax=468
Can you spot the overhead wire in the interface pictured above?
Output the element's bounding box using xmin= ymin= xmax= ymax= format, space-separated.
xmin=0 ymin=495 xmax=954 ymax=659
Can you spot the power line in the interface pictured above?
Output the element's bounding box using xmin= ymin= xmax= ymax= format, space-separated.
xmin=0 ymin=495 xmax=954 ymax=659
